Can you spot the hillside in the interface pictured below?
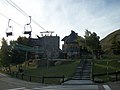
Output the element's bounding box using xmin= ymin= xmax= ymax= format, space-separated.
xmin=100 ymin=29 xmax=120 ymax=54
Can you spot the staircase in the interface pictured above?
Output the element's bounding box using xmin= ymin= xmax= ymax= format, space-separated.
xmin=62 ymin=59 xmax=93 ymax=85
xmin=72 ymin=59 xmax=92 ymax=80
xmin=62 ymin=59 xmax=112 ymax=89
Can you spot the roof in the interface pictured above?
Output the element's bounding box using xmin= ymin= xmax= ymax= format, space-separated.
xmin=62 ymin=30 xmax=78 ymax=44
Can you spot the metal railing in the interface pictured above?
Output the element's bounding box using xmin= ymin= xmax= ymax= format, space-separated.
xmin=92 ymin=71 xmax=120 ymax=82
xmin=7 ymin=71 xmax=65 ymax=84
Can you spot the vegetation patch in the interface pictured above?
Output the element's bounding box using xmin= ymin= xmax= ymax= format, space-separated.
xmin=92 ymin=59 xmax=120 ymax=82
xmin=9 ymin=60 xmax=80 ymax=84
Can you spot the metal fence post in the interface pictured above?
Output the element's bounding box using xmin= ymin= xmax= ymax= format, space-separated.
xmin=62 ymin=75 xmax=64 ymax=83
xmin=42 ymin=76 xmax=44 ymax=83
xmin=116 ymin=71 xmax=118 ymax=81
xmin=21 ymin=73 xmax=24 ymax=80
xmin=29 ymin=75 xmax=31 ymax=81
xmin=16 ymin=72 xmax=18 ymax=78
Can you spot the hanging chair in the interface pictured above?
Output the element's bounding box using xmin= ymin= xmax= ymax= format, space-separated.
xmin=6 ymin=19 xmax=13 ymax=37
xmin=24 ymin=24 xmax=32 ymax=35
xmin=23 ymin=16 xmax=32 ymax=37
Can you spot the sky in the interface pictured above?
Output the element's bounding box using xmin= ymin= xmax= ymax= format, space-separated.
xmin=0 ymin=0 xmax=120 ymax=48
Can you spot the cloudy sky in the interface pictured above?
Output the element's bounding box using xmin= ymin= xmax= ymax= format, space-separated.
xmin=0 ymin=0 xmax=120 ymax=47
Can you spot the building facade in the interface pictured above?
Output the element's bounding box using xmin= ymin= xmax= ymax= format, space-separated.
xmin=62 ymin=30 xmax=81 ymax=59
xmin=30 ymin=35 xmax=60 ymax=59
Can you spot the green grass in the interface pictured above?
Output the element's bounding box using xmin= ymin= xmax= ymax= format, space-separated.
xmin=93 ymin=59 xmax=120 ymax=71
xmin=102 ymin=55 xmax=120 ymax=59
xmin=92 ymin=59 xmax=120 ymax=82
xmin=10 ymin=60 xmax=80 ymax=84
xmin=25 ymin=62 xmax=78 ymax=76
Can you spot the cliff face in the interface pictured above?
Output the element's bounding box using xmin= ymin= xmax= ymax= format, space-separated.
xmin=100 ymin=29 xmax=120 ymax=54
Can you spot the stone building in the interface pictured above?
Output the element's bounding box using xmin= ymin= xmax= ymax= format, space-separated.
xmin=62 ymin=30 xmax=81 ymax=59
xmin=30 ymin=35 xmax=60 ymax=59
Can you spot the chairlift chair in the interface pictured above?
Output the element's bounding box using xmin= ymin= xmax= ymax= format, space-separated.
xmin=24 ymin=24 xmax=32 ymax=36
xmin=23 ymin=16 xmax=32 ymax=37
xmin=6 ymin=19 xmax=13 ymax=37
xmin=6 ymin=32 xmax=12 ymax=37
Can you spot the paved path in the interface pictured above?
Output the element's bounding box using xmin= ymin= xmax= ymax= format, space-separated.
xmin=63 ymin=80 xmax=94 ymax=85
xmin=62 ymin=59 xmax=112 ymax=90
xmin=72 ymin=59 xmax=91 ymax=80
xmin=0 ymin=73 xmax=120 ymax=90
xmin=108 ymin=81 xmax=120 ymax=90
xmin=0 ymin=73 xmax=46 ymax=90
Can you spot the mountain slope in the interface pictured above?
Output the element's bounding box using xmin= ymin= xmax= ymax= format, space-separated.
xmin=100 ymin=29 xmax=120 ymax=54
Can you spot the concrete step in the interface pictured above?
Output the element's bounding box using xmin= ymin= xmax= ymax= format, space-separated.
xmin=82 ymin=70 xmax=91 ymax=72
xmin=77 ymin=66 xmax=82 ymax=69
xmin=82 ymin=71 xmax=91 ymax=74
xmin=62 ymin=80 xmax=94 ymax=85
xmin=72 ymin=77 xmax=90 ymax=80
xmin=82 ymin=73 xmax=91 ymax=75
xmin=78 ymin=78 xmax=90 ymax=80
xmin=80 ymin=76 xmax=90 ymax=79
xmin=72 ymin=76 xmax=81 ymax=78
xmin=76 ymin=68 xmax=82 ymax=71
xmin=74 ymin=73 xmax=81 ymax=76
xmin=84 ymin=66 xmax=91 ymax=68
xmin=72 ymin=76 xmax=90 ymax=79
xmin=75 ymin=71 xmax=81 ymax=73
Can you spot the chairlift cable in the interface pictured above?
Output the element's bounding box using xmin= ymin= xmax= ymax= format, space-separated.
xmin=0 ymin=10 xmax=39 ymax=38
xmin=0 ymin=12 xmax=23 ymax=28
xmin=5 ymin=0 xmax=28 ymax=17
xmin=0 ymin=12 xmax=9 ymax=19
xmin=5 ymin=0 xmax=45 ymax=30
xmin=9 ymin=0 xmax=28 ymax=17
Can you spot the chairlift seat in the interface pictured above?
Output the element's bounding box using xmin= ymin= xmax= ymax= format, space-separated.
xmin=24 ymin=31 xmax=31 ymax=34
xmin=6 ymin=32 xmax=12 ymax=37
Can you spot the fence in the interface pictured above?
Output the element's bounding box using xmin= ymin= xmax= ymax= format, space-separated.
xmin=92 ymin=71 xmax=120 ymax=82
xmin=8 ymin=72 xmax=65 ymax=84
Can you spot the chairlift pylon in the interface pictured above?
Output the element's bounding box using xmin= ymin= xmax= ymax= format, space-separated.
xmin=23 ymin=16 xmax=32 ymax=37
xmin=6 ymin=19 xmax=13 ymax=37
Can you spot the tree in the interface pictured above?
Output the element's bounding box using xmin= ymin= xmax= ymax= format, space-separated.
xmin=9 ymin=36 xmax=31 ymax=67
xmin=111 ymin=34 xmax=120 ymax=55
xmin=77 ymin=36 xmax=85 ymax=47
xmin=17 ymin=36 xmax=30 ymax=46
xmin=77 ymin=36 xmax=86 ymax=57
xmin=84 ymin=30 xmax=101 ymax=59
xmin=0 ymin=38 xmax=12 ymax=72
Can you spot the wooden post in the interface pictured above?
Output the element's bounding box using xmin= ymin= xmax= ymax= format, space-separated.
xmin=62 ymin=75 xmax=64 ymax=83
xmin=12 ymin=71 xmax=14 ymax=76
xmin=92 ymin=75 xmax=94 ymax=82
xmin=29 ymin=75 xmax=31 ymax=81
xmin=21 ymin=74 xmax=24 ymax=80
xmin=107 ymin=61 xmax=109 ymax=81
xmin=42 ymin=76 xmax=44 ymax=83
xmin=116 ymin=71 xmax=118 ymax=81
xmin=16 ymin=72 xmax=18 ymax=78
xmin=91 ymin=61 xmax=93 ymax=80
xmin=24 ymin=51 xmax=28 ymax=70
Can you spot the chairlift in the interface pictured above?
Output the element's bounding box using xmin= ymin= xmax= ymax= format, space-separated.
xmin=23 ymin=16 xmax=32 ymax=37
xmin=6 ymin=19 xmax=13 ymax=37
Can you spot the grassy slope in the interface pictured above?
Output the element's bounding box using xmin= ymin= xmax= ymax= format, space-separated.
xmin=25 ymin=60 xmax=79 ymax=77
xmin=100 ymin=29 xmax=120 ymax=54
xmin=20 ymin=60 xmax=80 ymax=84
xmin=93 ymin=59 xmax=120 ymax=82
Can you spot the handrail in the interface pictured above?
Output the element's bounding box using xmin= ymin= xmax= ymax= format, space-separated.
xmin=92 ymin=71 xmax=120 ymax=82
xmin=93 ymin=71 xmax=120 ymax=76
